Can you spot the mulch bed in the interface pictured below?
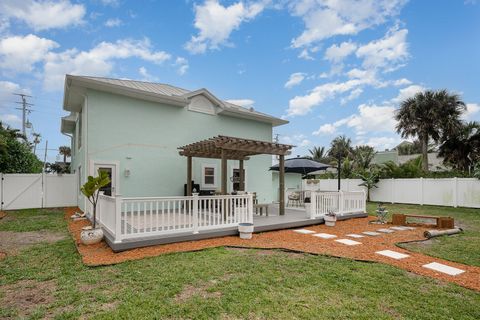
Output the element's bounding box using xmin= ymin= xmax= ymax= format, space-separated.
xmin=64 ymin=207 xmax=480 ymax=291
xmin=0 ymin=211 xmax=7 ymax=219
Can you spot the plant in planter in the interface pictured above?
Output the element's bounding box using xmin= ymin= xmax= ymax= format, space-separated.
xmin=375 ymin=203 xmax=388 ymax=224
xmin=324 ymin=210 xmax=337 ymax=227
xmin=80 ymin=170 xmax=110 ymax=245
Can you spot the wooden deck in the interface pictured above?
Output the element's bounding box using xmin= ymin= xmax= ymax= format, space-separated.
xmin=105 ymin=204 xmax=367 ymax=252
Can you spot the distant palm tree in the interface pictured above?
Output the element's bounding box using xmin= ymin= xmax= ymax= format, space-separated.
xmin=353 ymin=145 xmax=375 ymax=170
xmin=308 ymin=146 xmax=327 ymax=162
xmin=439 ymin=121 xmax=480 ymax=172
xmin=32 ymin=133 xmax=41 ymax=154
xmin=395 ymin=89 xmax=465 ymax=171
xmin=328 ymin=135 xmax=353 ymax=160
xmin=58 ymin=146 xmax=71 ymax=164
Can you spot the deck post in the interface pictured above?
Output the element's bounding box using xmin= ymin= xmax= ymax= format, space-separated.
xmin=221 ymin=149 xmax=227 ymax=194
xmin=279 ymin=155 xmax=285 ymax=216
xmin=192 ymin=193 xmax=199 ymax=234
xmin=187 ymin=156 xmax=192 ymax=196
xmin=310 ymin=191 xmax=316 ymax=219
xmin=114 ymin=195 xmax=122 ymax=243
xmin=239 ymin=159 xmax=245 ymax=191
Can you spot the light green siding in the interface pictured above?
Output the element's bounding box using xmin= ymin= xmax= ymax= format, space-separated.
xmin=80 ymin=90 xmax=274 ymax=203
xmin=271 ymin=172 xmax=303 ymax=202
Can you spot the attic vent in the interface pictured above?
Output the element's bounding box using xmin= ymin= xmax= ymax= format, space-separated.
xmin=249 ymin=107 xmax=255 ymax=112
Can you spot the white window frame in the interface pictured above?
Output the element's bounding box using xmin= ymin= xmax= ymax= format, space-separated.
xmin=201 ymin=163 xmax=217 ymax=189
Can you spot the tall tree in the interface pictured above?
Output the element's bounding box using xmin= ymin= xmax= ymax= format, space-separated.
xmin=353 ymin=145 xmax=375 ymax=170
xmin=32 ymin=133 xmax=41 ymax=155
xmin=395 ymin=89 xmax=465 ymax=171
xmin=439 ymin=121 xmax=480 ymax=172
xmin=58 ymin=146 xmax=71 ymax=164
xmin=308 ymin=146 xmax=327 ymax=162
xmin=328 ymin=135 xmax=353 ymax=160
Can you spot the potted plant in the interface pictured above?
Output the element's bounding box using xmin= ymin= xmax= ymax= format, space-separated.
xmin=80 ymin=170 xmax=110 ymax=245
xmin=324 ymin=210 xmax=337 ymax=227
xmin=375 ymin=203 xmax=388 ymax=224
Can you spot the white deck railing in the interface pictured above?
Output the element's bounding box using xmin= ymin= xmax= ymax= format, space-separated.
xmin=309 ymin=190 xmax=366 ymax=219
xmin=97 ymin=193 xmax=254 ymax=243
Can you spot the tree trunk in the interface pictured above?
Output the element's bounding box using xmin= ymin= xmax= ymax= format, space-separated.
xmin=63 ymin=154 xmax=67 ymax=164
xmin=421 ymin=134 xmax=429 ymax=171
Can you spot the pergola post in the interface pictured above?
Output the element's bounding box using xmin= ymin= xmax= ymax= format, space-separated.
xmin=279 ymin=155 xmax=285 ymax=216
xmin=221 ymin=149 xmax=227 ymax=194
xmin=187 ymin=156 xmax=192 ymax=196
xmin=239 ymin=159 xmax=245 ymax=191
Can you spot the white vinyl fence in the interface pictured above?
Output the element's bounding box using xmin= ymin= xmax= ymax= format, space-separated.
xmin=303 ymin=178 xmax=480 ymax=208
xmin=0 ymin=173 xmax=77 ymax=210
xmin=308 ymin=191 xmax=366 ymax=218
xmin=97 ymin=193 xmax=254 ymax=243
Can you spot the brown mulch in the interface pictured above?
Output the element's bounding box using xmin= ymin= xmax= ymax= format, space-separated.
xmin=0 ymin=211 xmax=7 ymax=219
xmin=64 ymin=207 xmax=480 ymax=291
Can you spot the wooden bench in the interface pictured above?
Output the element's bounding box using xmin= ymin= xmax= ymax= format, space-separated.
xmin=254 ymin=203 xmax=269 ymax=216
xmin=392 ymin=213 xmax=454 ymax=228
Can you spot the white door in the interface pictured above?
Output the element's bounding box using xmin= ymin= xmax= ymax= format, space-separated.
xmin=93 ymin=163 xmax=118 ymax=196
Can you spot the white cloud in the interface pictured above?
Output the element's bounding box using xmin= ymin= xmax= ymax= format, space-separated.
xmin=0 ymin=0 xmax=85 ymax=31
xmin=174 ymin=57 xmax=189 ymax=75
xmin=226 ymin=99 xmax=255 ymax=107
xmin=324 ymin=41 xmax=357 ymax=63
xmin=287 ymin=76 xmax=375 ymax=116
xmin=0 ymin=34 xmax=59 ymax=73
xmin=0 ymin=113 xmax=21 ymax=126
xmin=284 ymin=72 xmax=306 ymax=89
xmin=100 ymin=0 xmax=120 ymax=6
xmin=464 ymin=103 xmax=480 ymax=120
xmin=0 ymin=81 xmax=29 ymax=106
xmin=313 ymin=103 xmax=396 ymax=136
xmin=105 ymin=18 xmax=122 ymax=27
xmin=340 ymin=88 xmax=363 ymax=105
xmin=390 ymin=84 xmax=425 ymax=104
xmin=185 ymin=0 xmax=268 ymax=54
xmin=43 ymin=38 xmax=171 ymax=90
xmin=289 ymin=0 xmax=407 ymax=48
xmin=138 ymin=67 xmax=159 ymax=82
xmin=356 ymin=26 xmax=409 ymax=72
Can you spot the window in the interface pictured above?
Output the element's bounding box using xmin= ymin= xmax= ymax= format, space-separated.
xmin=201 ymin=164 xmax=217 ymax=189
xmin=77 ymin=112 xmax=82 ymax=149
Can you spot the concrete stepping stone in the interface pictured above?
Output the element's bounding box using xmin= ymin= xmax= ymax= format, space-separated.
xmin=293 ymin=229 xmax=316 ymax=234
xmin=377 ymin=228 xmax=395 ymax=233
xmin=376 ymin=250 xmax=410 ymax=260
xmin=335 ymin=239 xmax=362 ymax=246
xmin=346 ymin=234 xmax=364 ymax=238
xmin=422 ymin=262 xmax=465 ymax=276
xmin=390 ymin=226 xmax=415 ymax=231
xmin=313 ymin=233 xmax=337 ymax=239
xmin=362 ymin=231 xmax=381 ymax=236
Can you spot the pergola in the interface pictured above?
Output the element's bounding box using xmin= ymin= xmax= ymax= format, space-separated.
xmin=178 ymin=135 xmax=293 ymax=215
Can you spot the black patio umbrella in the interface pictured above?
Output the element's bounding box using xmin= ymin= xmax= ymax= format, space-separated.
xmin=269 ymin=157 xmax=330 ymax=175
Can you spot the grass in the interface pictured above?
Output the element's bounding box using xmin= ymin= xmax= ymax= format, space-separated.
xmin=367 ymin=202 xmax=480 ymax=267
xmin=0 ymin=207 xmax=479 ymax=319
xmin=0 ymin=208 xmax=66 ymax=233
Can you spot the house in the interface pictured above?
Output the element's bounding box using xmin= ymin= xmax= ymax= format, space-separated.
xmin=60 ymin=75 xmax=288 ymax=212
xmin=60 ymin=75 xmax=366 ymax=251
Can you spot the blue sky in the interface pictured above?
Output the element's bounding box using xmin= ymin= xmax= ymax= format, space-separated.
xmin=0 ymin=0 xmax=479 ymax=161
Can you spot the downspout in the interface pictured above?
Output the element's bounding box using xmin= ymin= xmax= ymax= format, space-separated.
xmin=83 ymin=94 xmax=89 ymax=213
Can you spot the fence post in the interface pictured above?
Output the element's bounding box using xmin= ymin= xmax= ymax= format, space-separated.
xmin=247 ymin=192 xmax=254 ymax=223
xmin=310 ymin=191 xmax=317 ymax=219
xmin=362 ymin=189 xmax=367 ymax=213
xmin=339 ymin=190 xmax=344 ymax=214
xmin=114 ymin=195 xmax=122 ymax=243
xmin=453 ymin=177 xmax=458 ymax=208
xmin=391 ymin=178 xmax=395 ymax=204
xmin=192 ymin=193 xmax=199 ymax=234
xmin=420 ymin=177 xmax=424 ymax=206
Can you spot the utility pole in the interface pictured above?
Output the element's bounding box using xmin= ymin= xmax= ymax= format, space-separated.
xmin=13 ymin=93 xmax=33 ymax=138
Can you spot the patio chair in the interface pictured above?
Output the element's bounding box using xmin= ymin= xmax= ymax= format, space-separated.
xmin=287 ymin=191 xmax=301 ymax=207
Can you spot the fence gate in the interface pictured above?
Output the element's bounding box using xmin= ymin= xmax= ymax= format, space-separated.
xmin=1 ymin=174 xmax=43 ymax=210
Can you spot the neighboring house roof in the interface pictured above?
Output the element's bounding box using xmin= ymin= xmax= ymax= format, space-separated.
xmin=372 ymin=150 xmax=398 ymax=165
xmin=61 ymin=75 xmax=288 ymax=133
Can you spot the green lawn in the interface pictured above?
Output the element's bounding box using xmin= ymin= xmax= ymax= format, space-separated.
xmin=0 ymin=207 xmax=479 ymax=319
xmin=367 ymin=202 xmax=480 ymax=267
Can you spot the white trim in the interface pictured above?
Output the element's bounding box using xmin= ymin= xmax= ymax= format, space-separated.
xmin=201 ymin=163 xmax=218 ymax=190
xmin=90 ymin=160 xmax=120 ymax=196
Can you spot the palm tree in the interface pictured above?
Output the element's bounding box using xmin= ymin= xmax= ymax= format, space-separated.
xmin=353 ymin=145 xmax=375 ymax=170
xmin=395 ymin=89 xmax=466 ymax=171
xmin=32 ymin=133 xmax=41 ymax=155
xmin=58 ymin=146 xmax=71 ymax=164
xmin=308 ymin=146 xmax=327 ymax=162
xmin=357 ymin=171 xmax=380 ymax=201
xmin=439 ymin=121 xmax=480 ymax=172
xmin=328 ymin=135 xmax=353 ymax=159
